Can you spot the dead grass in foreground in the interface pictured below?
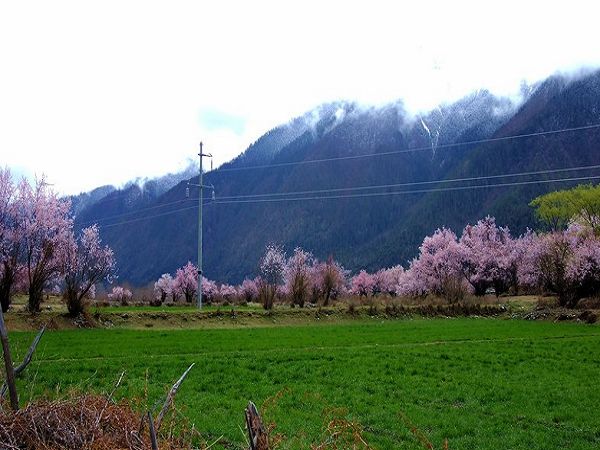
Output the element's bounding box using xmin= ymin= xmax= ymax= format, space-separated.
xmin=0 ymin=394 xmax=193 ymax=450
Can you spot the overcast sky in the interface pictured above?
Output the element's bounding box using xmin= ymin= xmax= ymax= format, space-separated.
xmin=1 ymin=1 xmax=599 ymax=195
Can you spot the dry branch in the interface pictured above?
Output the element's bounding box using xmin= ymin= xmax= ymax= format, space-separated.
xmin=14 ymin=326 xmax=45 ymax=376
xmin=148 ymin=411 xmax=159 ymax=450
xmin=1 ymin=326 xmax=46 ymax=400
xmin=94 ymin=370 xmax=125 ymax=427
xmin=155 ymin=363 xmax=194 ymax=430
xmin=245 ymin=401 xmax=269 ymax=450
xmin=0 ymin=309 xmax=18 ymax=411
xmin=0 ymin=395 xmax=149 ymax=450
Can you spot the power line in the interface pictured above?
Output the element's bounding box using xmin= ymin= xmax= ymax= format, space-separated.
xmin=216 ymin=163 xmax=600 ymax=200
xmin=75 ymin=123 xmax=600 ymax=226
xmin=213 ymin=174 xmax=600 ymax=205
xmin=94 ymin=174 xmax=600 ymax=229
xmin=77 ymin=197 xmax=195 ymax=227
xmin=82 ymin=164 xmax=600 ymax=227
xmin=215 ymin=123 xmax=600 ymax=173
xmin=83 ymin=164 xmax=600 ymax=226
xmin=97 ymin=202 xmax=212 ymax=230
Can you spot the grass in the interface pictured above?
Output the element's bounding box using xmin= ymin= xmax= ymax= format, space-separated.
xmin=6 ymin=318 xmax=600 ymax=449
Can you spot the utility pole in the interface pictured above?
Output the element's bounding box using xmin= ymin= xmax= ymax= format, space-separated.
xmin=196 ymin=142 xmax=213 ymax=309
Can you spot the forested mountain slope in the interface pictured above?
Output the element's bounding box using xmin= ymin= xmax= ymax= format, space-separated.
xmin=74 ymin=70 xmax=600 ymax=285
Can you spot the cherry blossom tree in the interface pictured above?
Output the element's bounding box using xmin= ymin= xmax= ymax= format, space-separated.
xmin=408 ymin=228 xmax=466 ymax=302
xmin=566 ymin=225 xmax=600 ymax=301
xmin=174 ymin=261 xmax=198 ymax=303
xmin=534 ymin=231 xmax=573 ymax=304
xmin=459 ymin=217 xmax=516 ymax=296
xmin=524 ymin=225 xmax=600 ymax=307
xmin=372 ymin=266 xmax=406 ymax=297
xmin=395 ymin=266 xmax=427 ymax=298
xmin=201 ymin=277 xmax=219 ymax=304
xmin=258 ymin=244 xmax=285 ymax=310
xmin=17 ymin=177 xmax=73 ymax=312
xmin=85 ymin=284 xmax=96 ymax=300
xmin=219 ymin=284 xmax=238 ymax=302
xmin=381 ymin=264 xmax=405 ymax=296
xmin=312 ymin=256 xmax=347 ymax=305
xmin=108 ymin=286 xmax=132 ymax=305
xmin=511 ymin=229 xmax=537 ymax=293
xmin=284 ymin=247 xmax=313 ymax=308
xmin=154 ymin=273 xmax=174 ymax=302
xmin=239 ymin=278 xmax=259 ymax=303
xmin=350 ymin=270 xmax=375 ymax=298
xmin=61 ymin=225 xmax=115 ymax=315
xmin=0 ymin=168 xmax=19 ymax=312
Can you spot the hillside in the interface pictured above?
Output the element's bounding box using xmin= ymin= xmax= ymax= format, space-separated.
xmin=74 ymin=70 xmax=600 ymax=285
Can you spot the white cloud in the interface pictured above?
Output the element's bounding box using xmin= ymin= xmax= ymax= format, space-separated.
xmin=1 ymin=0 xmax=599 ymax=194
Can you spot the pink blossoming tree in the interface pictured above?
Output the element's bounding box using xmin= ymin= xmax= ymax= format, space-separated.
xmin=174 ymin=261 xmax=198 ymax=303
xmin=219 ymin=284 xmax=238 ymax=302
xmin=312 ymin=256 xmax=347 ymax=305
xmin=258 ymin=244 xmax=286 ymax=310
xmin=350 ymin=270 xmax=375 ymax=298
xmin=17 ymin=177 xmax=74 ymax=312
xmin=108 ymin=286 xmax=132 ymax=305
xmin=407 ymin=227 xmax=466 ymax=302
xmin=284 ymin=247 xmax=313 ymax=308
xmin=239 ymin=278 xmax=259 ymax=303
xmin=61 ymin=225 xmax=115 ymax=315
xmin=459 ymin=216 xmax=517 ymax=296
xmin=154 ymin=273 xmax=174 ymax=302
xmin=0 ymin=168 xmax=19 ymax=312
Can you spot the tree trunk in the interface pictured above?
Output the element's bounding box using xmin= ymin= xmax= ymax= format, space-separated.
xmin=0 ymin=264 xmax=15 ymax=313
xmin=0 ymin=279 xmax=12 ymax=313
xmin=323 ymin=288 xmax=331 ymax=306
xmin=28 ymin=283 xmax=44 ymax=313
xmin=66 ymin=291 xmax=85 ymax=316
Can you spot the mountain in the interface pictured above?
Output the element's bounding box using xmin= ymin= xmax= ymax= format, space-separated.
xmin=70 ymin=185 xmax=116 ymax=217
xmin=71 ymin=163 xmax=198 ymax=226
xmin=74 ymin=69 xmax=600 ymax=286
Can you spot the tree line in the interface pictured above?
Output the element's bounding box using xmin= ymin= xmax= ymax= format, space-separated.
xmin=153 ymin=184 xmax=600 ymax=310
xmin=3 ymin=163 xmax=599 ymax=313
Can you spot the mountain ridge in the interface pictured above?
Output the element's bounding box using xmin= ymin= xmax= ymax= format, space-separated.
xmin=74 ymin=69 xmax=600 ymax=286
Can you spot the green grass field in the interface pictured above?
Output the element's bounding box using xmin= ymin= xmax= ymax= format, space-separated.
xmin=7 ymin=318 xmax=600 ymax=449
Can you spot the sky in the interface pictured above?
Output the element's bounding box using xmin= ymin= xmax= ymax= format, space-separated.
xmin=1 ymin=0 xmax=599 ymax=195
